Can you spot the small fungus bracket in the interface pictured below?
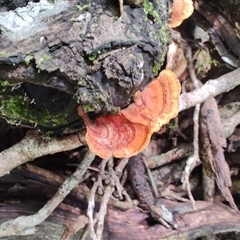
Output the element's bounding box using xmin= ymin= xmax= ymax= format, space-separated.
xmin=78 ymin=107 xmax=152 ymax=159
xmin=121 ymin=69 xmax=181 ymax=132
xmin=168 ymin=0 xmax=194 ymax=28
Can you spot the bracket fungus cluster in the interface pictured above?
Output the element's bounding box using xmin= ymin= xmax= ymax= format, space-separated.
xmin=78 ymin=70 xmax=181 ymax=159
xmin=168 ymin=0 xmax=194 ymax=28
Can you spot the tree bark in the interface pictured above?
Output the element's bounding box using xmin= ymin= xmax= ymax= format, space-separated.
xmin=0 ymin=0 xmax=169 ymax=133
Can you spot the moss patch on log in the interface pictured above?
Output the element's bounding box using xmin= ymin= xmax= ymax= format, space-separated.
xmin=143 ymin=0 xmax=169 ymax=74
xmin=0 ymin=80 xmax=69 ymax=129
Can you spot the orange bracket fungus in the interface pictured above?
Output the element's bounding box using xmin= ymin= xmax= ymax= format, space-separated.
xmin=78 ymin=108 xmax=152 ymax=159
xmin=121 ymin=69 xmax=181 ymax=132
xmin=78 ymin=69 xmax=181 ymax=159
xmin=168 ymin=0 xmax=194 ymax=28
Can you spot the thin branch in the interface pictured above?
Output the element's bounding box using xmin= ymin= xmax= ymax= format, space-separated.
xmin=179 ymin=67 xmax=240 ymax=112
xmin=87 ymin=180 xmax=98 ymax=240
xmin=115 ymin=158 xmax=129 ymax=178
xmin=181 ymin=43 xmax=201 ymax=209
xmin=0 ymin=150 xmax=95 ymax=237
xmin=95 ymin=159 xmax=115 ymax=239
xmin=185 ymin=44 xmax=201 ymax=165
xmin=147 ymin=144 xmax=193 ymax=169
xmin=0 ymin=130 xmax=86 ymax=177
xmin=61 ymin=215 xmax=88 ymax=240
xmin=86 ymin=158 xmax=109 ymax=240
xmin=143 ymin=157 xmax=159 ymax=198
xmin=96 ymin=185 xmax=114 ymax=240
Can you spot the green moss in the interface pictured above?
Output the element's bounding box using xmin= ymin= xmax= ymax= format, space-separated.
xmin=143 ymin=0 xmax=161 ymax=24
xmin=195 ymin=49 xmax=219 ymax=75
xmin=143 ymin=0 xmax=169 ymax=75
xmin=25 ymin=54 xmax=34 ymax=65
xmin=82 ymin=104 xmax=95 ymax=112
xmin=0 ymin=80 xmax=17 ymax=93
xmin=167 ymin=121 xmax=177 ymax=130
xmin=0 ymin=80 xmax=12 ymax=87
xmin=87 ymin=49 xmax=106 ymax=62
xmin=0 ymin=94 xmax=68 ymax=128
xmin=37 ymin=55 xmax=51 ymax=64
xmin=43 ymin=131 xmax=55 ymax=139
xmin=0 ymin=52 xmax=8 ymax=57
xmin=88 ymin=53 xmax=97 ymax=61
xmin=35 ymin=55 xmax=52 ymax=72
xmin=159 ymin=25 xmax=168 ymax=44
xmin=143 ymin=0 xmax=153 ymax=21
xmin=76 ymin=3 xmax=91 ymax=12
xmin=43 ymin=55 xmax=51 ymax=61
xmin=152 ymin=62 xmax=162 ymax=75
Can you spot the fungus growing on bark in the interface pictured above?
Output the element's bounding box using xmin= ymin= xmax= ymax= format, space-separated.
xmin=121 ymin=69 xmax=181 ymax=132
xmin=168 ymin=0 xmax=194 ymax=28
xmin=78 ymin=69 xmax=180 ymax=159
xmin=78 ymin=107 xmax=151 ymax=159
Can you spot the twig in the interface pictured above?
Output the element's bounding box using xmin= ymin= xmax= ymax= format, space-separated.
xmin=96 ymin=185 xmax=114 ymax=240
xmin=115 ymin=158 xmax=129 ymax=178
xmin=143 ymin=157 xmax=159 ymax=198
xmin=61 ymin=215 xmax=88 ymax=240
xmin=176 ymin=39 xmax=201 ymax=209
xmin=118 ymin=0 xmax=123 ymax=15
xmin=115 ymin=158 xmax=131 ymax=200
xmin=94 ymin=159 xmax=116 ymax=239
xmin=0 ymin=150 xmax=95 ymax=237
xmin=108 ymin=159 xmax=132 ymax=202
xmin=86 ymin=158 xmax=109 ymax=240
xmin=128 ymin=154 xmax=178 ymax=228
xmin=0 ymin=130 xmax=86 ymax=177
xmin=179 ymin=67 xmax=240 ymax=111
xmin=26 ymin=163 xmax=65 ymax=183
xmin=120 ymin=168 xmax=128 ymax=187
xmin=80 ymin=227 xmax=90 ymax=240
xmin=27 ymin=163 xmax=134 ymax=211
xmin=87 ymin=180 xmax=98 ymax=240
xmin=185 ymin=44 xmax=201 ymax=165
xmin=109 ymin=169 xmax=123 ymax=199
xmin=86 ymin=157 xmax=132 ymax=240
xmin=97 ymin=159 xmax=109 ymax=195
xmin=147 ymin=144 xmax=193 ymax=169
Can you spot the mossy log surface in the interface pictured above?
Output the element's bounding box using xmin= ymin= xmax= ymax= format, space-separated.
xmin=0 ymin=0 xmax=169 ymax=133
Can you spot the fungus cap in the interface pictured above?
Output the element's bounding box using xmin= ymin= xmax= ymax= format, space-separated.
xmin=78 ymin=109 xmax=152 ymax=159
xmin=168 ymin=0 xmax=194 ymax=28
xmin=121 ymin=69 xmax=181 ymax=132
